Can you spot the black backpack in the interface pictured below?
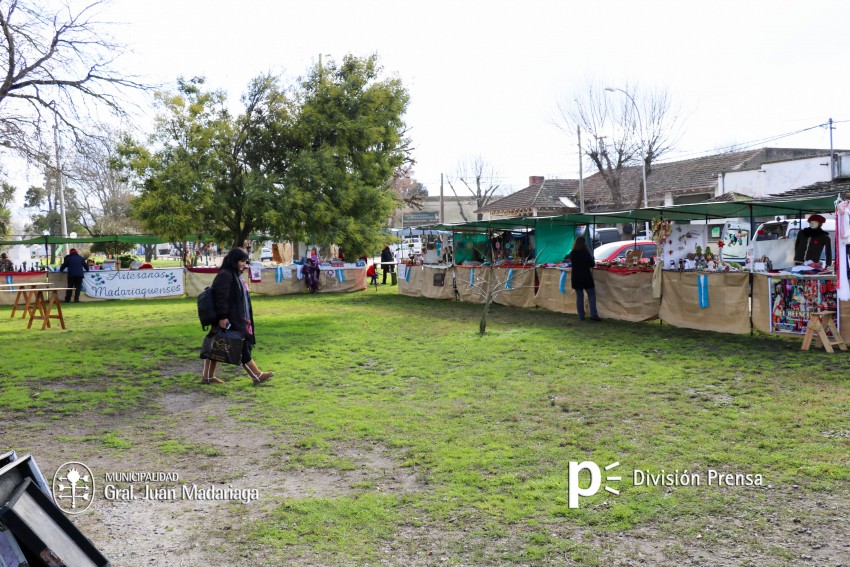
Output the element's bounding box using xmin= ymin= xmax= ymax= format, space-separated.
xmin=197 ymin=287 xmax=217 ymax=330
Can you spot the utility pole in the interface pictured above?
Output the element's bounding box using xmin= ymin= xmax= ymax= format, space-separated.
xmin=440 ymin=173 xmax=444 ymax=223
xmin=829 ymin=117 xmax=834 ymax=179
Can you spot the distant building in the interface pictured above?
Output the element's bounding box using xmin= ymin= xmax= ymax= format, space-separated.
xmin=580 ymin=148 xmax=840 ymax=212
xmin=475 ymin=176 xmax=580 ymax=218
xmin=389 ymin=195 xmax=484 ymax=227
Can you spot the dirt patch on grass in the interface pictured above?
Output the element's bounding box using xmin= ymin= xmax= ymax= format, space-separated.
xmin=4 ymin=385 xmax=425 ymax=567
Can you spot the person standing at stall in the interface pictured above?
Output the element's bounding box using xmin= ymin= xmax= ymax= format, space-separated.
xmin=59 ymin=248 xmax=89 ymax=303
xmin=380 ymin=245 xmax=395 ymax=285
xmin=200 ymin=247 xmax=274 ymax=385
xmin=569 ymin=237 xmax=601 ymax=321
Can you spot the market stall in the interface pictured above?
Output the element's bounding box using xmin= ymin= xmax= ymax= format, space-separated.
xmin=659 ymin=271 xmax=750 ymax=334
xmin=397 ymin=264 xmax=425 ymax=297
xmin=594 ymin=269 xmax=660 ymax=322
xmin=0 ymin=273 xmax=51 ymax=305
xmin=454 ymin=265 xmax=492 ymax=304
xmin=186 ymin=264 xmax=366 ymax=297
xmin=533 ymin=268 xmax=578 ymax=315
xmin=419 ymin=265 xmax=455 ymax=300
xmin=491 ymin=266 xmax=537 ymax=308
xmin=751 ymin=272 xmax=845 ymax=335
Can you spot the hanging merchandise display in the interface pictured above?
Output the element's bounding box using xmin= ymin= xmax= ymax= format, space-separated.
xmin=768 ymin=276 xmax=838 ymax=334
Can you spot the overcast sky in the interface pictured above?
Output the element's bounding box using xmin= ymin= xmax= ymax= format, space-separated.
xmin=9 ymin=0 xmax=850 ymax=211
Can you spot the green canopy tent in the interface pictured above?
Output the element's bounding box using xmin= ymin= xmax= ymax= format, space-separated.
xmin=421 ymin=192 xmax=841 ymax=264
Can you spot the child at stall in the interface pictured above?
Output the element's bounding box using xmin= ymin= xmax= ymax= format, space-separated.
xmin=366 ymin=263 xmax=378 ymax=287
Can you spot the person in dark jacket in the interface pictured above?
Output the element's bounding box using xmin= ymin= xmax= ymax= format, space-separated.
xmin=794 ymin=214 xmax=832 ymax=266
xmin=569 ymin=236 xmax=601 ymax=321
xmin=200 ymin=247 xmax=273 ymax=385
xmin=59 ymin=248 xmax=89 ymax=303
xmin=380 ymin=245 xmax=395 ymax=285
xmin=303 ymin=248 xmax=320 ymax=293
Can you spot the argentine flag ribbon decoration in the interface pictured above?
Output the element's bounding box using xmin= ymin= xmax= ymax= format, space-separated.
xmin=275 ymin=266 xmax=283 ymax=283
xmin=336 ymin=269 xmax=345 ymax=283
xmin=4 ymin=275 xmax=12 ymax=287
xmin=469 ymin=267 xmax=475 ymax=285
xmin=404 ymin=265 xmax=411 ymax=282
xmin=505 ymin=268 xmax=514 ymax=290
xmin=697 ymin=274 xmax=710 ymax=309
xmin=559 ymin=270 xmax=567 ymax=294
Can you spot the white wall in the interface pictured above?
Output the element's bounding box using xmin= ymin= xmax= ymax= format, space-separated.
xmin=718 ymin=156 xmax=832 ymax=198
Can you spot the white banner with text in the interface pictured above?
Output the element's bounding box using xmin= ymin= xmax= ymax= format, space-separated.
xmin=83 ymin=268 xmax=184 ymax=299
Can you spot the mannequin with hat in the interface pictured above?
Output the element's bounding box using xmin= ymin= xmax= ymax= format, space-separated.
xmin=59 ymin=248 xmax=89 ymax=302
xmin=794 ymin=214 xmax=832 ymax=266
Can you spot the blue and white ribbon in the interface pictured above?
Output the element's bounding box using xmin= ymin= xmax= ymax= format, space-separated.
xmin=559 ymin=270 xmax=567 ymax=294
xmin=336 ymin=269 xmax=345 ymax=283
xmin=404 ymin=265 xmax=411 ymax=282
xmin=469 ymin=267 xmax=475 ymax=285
xmin=275 ymin=266 xmax=284 ymax=283
xmin=4 ymin=275 xmax=12 ymax=286
xmin=697 ymin=274 xmax=709 ymax=309
xmin=505 ymin=268 xmax=514 ymax=290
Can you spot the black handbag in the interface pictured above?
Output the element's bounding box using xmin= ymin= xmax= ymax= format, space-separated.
xmin=201 ymin=328 xmax=244 ymax=365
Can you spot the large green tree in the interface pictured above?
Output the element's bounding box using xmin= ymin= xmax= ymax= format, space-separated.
xmin=124 ymin=54 xmax=409 ymax=258
xmin=281 ymin=54 xmax=409 ymax=256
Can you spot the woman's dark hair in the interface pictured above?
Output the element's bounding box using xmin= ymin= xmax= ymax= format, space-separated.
xmin=572 ymin=236 xmax=589 ymax=253
xmin=221 ymin=248 xmax=249 ymax=272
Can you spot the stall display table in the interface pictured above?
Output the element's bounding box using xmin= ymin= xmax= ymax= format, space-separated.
xmin=1 ymin=282 xmax=52 ymax=319
xmin=26 ymin=287 xmax=73 ymax=330
xmin=659 ymin=271 xmax=750 ymax=334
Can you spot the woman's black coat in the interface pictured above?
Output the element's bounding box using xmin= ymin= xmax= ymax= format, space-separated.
xmin=569 ymin=249 xmax=596 ymax=290
xmin=211 ymin=268 xmax=256 ymax=346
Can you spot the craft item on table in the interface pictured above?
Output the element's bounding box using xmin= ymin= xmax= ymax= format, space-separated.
xmin=697 ymin=274 xmax=710 ymax=309
xmin=249 ymin=263 xmax=262 ymax=282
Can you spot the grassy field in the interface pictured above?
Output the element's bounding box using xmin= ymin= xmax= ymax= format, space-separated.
xmin=2 ymin=287 xmax=849 ymax=565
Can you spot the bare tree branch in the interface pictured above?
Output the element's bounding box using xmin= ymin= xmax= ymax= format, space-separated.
xmin=0 ymin=0 xmax=149 ymax=165
xmin=555 ymin=79 xmax=683 ymax=209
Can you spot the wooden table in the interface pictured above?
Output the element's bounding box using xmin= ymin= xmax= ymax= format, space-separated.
xmin=26 ymin=287 xmax=74 ymax=330
xmin=0 ymin=282 xmax=52 ymax=319
xmin=801 ymin=311 xmax=847 ymax=353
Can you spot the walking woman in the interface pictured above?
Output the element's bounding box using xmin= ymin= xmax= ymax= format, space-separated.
xmin=200 ymin=248 xmax=274 ymax=385
xmin=569 ymin=236 xmax=601 ymax=321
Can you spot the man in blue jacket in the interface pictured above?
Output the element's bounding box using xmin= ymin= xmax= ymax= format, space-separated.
xmin=59 ymin=248 xmax=89 ymax=303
